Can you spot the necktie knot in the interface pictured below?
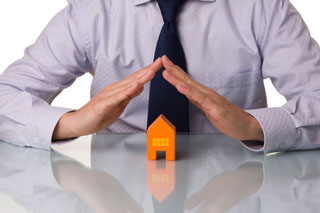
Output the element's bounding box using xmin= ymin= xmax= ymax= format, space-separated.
xmin=157 ymin=0 xmax=186 ymax=23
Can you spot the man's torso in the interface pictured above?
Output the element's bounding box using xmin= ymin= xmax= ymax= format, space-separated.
xmin=80 ymin=0 xmax=267 ymax=133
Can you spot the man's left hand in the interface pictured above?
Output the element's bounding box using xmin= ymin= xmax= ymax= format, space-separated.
xmin=161 ymin=55 xmax=264 ymax=142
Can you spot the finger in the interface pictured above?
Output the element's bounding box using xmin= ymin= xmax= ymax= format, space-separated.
xmin=164 ymin=69 xmax=219 ymax=115
xmin=129 ymin=56 xmax=163 ymax=85
xmin=101 ymin=75 xmax=145 ymax=99
xmin=162 ymin=55 xmax=180 ymax=72
xmin=163 ymin=68 xmax=184 ymax=89
xmin=162 ymin=55 xmax=211 ymax=94
xmin=163 ymin=69 xmax=203 ymax=107
xmin=107 ymin=82 xmax=142 ymax=106
xmin=174 ymin=81 xmax=219 ymax=113
xmin=163 ymin=69 xmax=209 ymax=109
xmin=168 ymin=69 xmax=230 ymax=117
xmin=121 ymin=82 xmax=143 ymax=100
xmin=134 ymin=64 xmax=160 ymax=85
xmin=162 ymin=55 xmax=191 ymax=85
xmin=162 ymin=55 xmax=197 ymax=86
xmin=129 ymin=83 xmax=144 ymax=99
xmin=118 ymin=85 xmax=144 ymax=110
xmin=108 ymin=57 xmax=162 ymax=90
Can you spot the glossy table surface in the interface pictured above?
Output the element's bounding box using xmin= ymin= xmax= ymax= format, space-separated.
xmin=0 ymin=133 xmax=319 ymax=213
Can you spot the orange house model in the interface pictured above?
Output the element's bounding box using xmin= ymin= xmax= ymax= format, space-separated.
xmin=147 ymin=114 xmax=176 ymax=161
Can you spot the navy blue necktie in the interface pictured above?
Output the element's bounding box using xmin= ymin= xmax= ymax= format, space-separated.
xmin=147 ymin=0 xmax=189 ymax=132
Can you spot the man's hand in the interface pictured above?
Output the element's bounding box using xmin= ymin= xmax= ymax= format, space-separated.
xmin=53 ymin=58 xmax=163 ymax=141
xmin=161 ymin=55 xmax=264 ymax=142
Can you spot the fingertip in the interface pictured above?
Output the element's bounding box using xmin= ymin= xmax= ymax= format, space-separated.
xmin=162 ymin=69 xmax=168 ymax=76
xmin=155 ymin=57 xmax=161 ymax=63
xmin=162 ymin=55 xmax=173 ymax=69
xmin=162 ymin=69 xmax=171 ymax=80
xmin=162 ymin=55 xmax=168 ymax=61
xmin=150 ymin=57 xmax=163 ymax=72
xmin=148 ymin=58 xmax=160 ymax=70
xmin=155 ymin=57 xmax=163 ymax=65
xmin=163 ymin=55 xmax=173 ymax=63
xmin=162 ymin=55 xmax=168 ymax=62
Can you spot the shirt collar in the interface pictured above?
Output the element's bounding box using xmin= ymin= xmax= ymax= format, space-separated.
xmin=133 ymin=0 xmax=216 ymax=6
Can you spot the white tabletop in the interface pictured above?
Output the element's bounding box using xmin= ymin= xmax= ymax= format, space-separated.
xmin=1 ymin=133 xmax=319 ymax=212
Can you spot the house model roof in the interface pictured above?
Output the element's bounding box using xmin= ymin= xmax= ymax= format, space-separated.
xmin=147 ymin=114 xmax=176 ymax=133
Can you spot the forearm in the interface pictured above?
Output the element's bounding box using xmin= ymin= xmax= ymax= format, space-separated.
xmin=245 ymin=98 xmax=320 ymax=154
xmin=0 ymin=85 xmax=73 ymax=149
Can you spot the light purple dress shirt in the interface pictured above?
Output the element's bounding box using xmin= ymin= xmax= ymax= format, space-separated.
xmin=0 ymin=0 xmax=320 ymax=154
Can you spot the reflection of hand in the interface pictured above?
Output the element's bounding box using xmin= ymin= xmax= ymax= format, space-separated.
xmin=53 ymin=58 xmax=163 ymax=141
xmin=185 ymin=162 xmax=263 ymax=213
xmin=53 ymin=160 xmax=143 ymax=213
xmin=161 ymin=55 xmax=264 ymax=142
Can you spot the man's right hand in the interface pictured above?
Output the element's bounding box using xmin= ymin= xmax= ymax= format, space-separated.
xmin=53 ymin=58 xmax=163 ymax=141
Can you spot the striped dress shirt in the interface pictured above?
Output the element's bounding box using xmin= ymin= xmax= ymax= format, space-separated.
xmin=0 ymin=0 xmax=320 ymax=154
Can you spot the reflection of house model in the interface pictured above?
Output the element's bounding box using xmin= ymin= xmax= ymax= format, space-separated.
xmin=147 ymin=160 xmax=175 ymax=203
xmin=147 ymin=114 xmax=176 ymax=160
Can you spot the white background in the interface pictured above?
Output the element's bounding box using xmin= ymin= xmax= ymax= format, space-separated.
xmin=0 ymin=1 xmax=319 ymax=212
xmin=1 ymin=0 xmax=320 ymax=109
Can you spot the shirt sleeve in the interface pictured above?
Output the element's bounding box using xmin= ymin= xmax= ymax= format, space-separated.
xmin=241 ymin=0 xmax=320 ymax=154
xmin=0 ymin=0 xmax=92 ymax=149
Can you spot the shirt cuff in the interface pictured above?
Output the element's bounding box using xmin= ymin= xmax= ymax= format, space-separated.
xmin=240 ymin=107 xmax=296 ymax=154
xmin=27 ymin=106 xmax=74 ymax=150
